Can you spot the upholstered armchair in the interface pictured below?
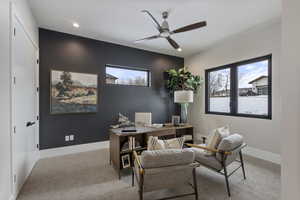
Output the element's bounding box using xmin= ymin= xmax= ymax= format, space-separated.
xmin=188 ymin=134 xmax=247 ymax=197
xmin=132 ymin=149 xmax=200 ymax=200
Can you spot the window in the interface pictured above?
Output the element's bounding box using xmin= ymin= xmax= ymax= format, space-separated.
xmin=208 ymin=68 xmax=231 ymax=113
xmin=205 ymin=55 xmax=272 ymax=119
xmin=105 ymin=65 xmax=150 ymax=87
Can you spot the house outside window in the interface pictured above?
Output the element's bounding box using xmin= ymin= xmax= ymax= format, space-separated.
xmin=248 ymin=75 xmax=268 ymax=95
xmin=105 ymin=73 xmax=118 ymax=84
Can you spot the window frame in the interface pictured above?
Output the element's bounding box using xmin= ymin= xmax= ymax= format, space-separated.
xmin=105 ymin=64 xmax=151 ymax=87
xmin=205 ymin=54 xmax=272 ymax=120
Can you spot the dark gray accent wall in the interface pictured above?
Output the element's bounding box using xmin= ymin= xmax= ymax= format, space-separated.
xmin=39 ymin=28 xmax=183 ymax=150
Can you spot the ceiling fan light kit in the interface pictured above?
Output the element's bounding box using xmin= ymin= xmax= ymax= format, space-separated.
xmin=135 ymin=10 xmax=207 ymax=51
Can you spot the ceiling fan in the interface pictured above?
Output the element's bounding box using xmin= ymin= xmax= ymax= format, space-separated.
xmin=134 ymin=10 xmax=207 ymax=51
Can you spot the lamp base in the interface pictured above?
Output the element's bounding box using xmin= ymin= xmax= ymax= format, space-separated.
xmin=180 ymin=103 xmax=188 ymax=124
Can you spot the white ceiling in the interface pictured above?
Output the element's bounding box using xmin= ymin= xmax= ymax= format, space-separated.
xmin=28 ymin=0 xmax=281 ymax=57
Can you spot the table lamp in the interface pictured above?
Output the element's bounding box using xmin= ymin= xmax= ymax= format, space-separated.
xmin=174 ymin=90 xmax=193 ymax=124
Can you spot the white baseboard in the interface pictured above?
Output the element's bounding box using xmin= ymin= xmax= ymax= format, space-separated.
xmin=10 ymin=150 xmax=39 ymax=200
xmin=9 ymin=194 xmax=16 ymax=200
xmin=243 ymin=146 xmax=281 ymax=165
xmin=40 ymin=141 xmax=109 ymax=159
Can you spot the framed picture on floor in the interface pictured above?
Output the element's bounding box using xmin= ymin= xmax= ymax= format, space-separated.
xmin=50 ymin=70 xmax=98 ymax=114
xmin=121 ymin=154 xmax=131 ymax=168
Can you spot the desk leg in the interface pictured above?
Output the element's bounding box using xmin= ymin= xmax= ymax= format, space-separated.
xmin=110 ymin=132 xmax=121 ymax=179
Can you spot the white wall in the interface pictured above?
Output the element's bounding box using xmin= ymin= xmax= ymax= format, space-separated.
xmin=281 ymin=0 xmax=300 ymax=198
xmin=0 ymin=1 xmax=37 ymax=199
xmin=185 ymin=20 xmax=281 ymax=155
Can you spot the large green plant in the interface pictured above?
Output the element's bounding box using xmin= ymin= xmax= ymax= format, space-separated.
xmin=165 ymin=68 xmax=203 ymax=92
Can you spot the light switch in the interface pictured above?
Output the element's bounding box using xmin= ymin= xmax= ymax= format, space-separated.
xmin=65 ymin=135 xmax=70 ymax=141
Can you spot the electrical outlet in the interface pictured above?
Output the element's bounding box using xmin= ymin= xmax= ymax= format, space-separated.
xmin=70 ymin=135 xmax=74 ymax=141
xmin=65 ymin=135 xmax=70 ymax=142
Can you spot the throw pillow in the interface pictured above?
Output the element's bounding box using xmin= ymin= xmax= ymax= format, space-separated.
xmin=147 ymin=136 xmax=165 ymax=150
xmin=216 ymin=125 xmax=230 ymax=142
xmin=163 ymin=137 xmax=185 ymax=149
xmin=205 ymin=130 xmax=220 ymax=155
xmin=205 ymin=125 xmax=230 ymax=155
xmin=147 ymin=136 xmax=185 ymax=150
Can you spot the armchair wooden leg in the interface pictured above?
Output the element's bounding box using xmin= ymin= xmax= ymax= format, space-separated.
xmin=139 ymin=187 xmax=143 ymax=200
xmin=223 ymin=166 xmax=231 ymax=197
xmin=193 ymin=168 xmax=199 ymax=200
xmin=139 ymin=174 xmax=144 ymax=200
xmin=239 ymin=151 xmax=246 ymax=180
xmin=132 ymin=167 xmax=134 ymax=187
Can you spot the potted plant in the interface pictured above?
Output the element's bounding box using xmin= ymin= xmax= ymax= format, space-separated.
xmin=165 ymin=68 xmax=203 ymax=123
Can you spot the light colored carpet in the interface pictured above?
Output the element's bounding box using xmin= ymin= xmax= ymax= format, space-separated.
xmin=17 ymin=149 xmax=280 ymax=200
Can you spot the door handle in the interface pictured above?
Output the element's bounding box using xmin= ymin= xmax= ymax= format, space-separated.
xmin=26 ymin=121 xmax=36 ymax=127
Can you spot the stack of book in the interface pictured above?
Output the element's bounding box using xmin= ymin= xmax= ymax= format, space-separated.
xmin=121 ymin=136 xmax=142 ymax=152
xmin=128 ymin=136 xmax=142 ymax=150
xmin=128 ymin=136 xmax=135 ymax=150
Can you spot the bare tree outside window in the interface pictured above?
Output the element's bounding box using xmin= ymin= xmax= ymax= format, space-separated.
xmin=208 ymin=68 xmax=231 ymax=113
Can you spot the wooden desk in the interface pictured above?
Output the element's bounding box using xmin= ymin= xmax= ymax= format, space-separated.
xmin=109 ymin=125 xmax=193 ymax=179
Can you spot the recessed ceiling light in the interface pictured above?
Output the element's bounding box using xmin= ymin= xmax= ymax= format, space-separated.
xmin=177 ymin=48 xmax=182 ymax=52
xmin=73 ymin=22 xmax=80 ymax=28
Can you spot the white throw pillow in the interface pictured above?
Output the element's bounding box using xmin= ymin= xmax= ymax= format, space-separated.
xmin=147 ymin=136 xmax=165 ymax=150
xmin=216 ymin=125 xmax=230 ymax=142
xmin=147 ymin=136 xmax=185 ymax=150
xmin=205 ymin=130 xmax=220 ymax=155
xmin=205 ymin=125 xmax=230 ymax=155
xmin=163 ymin=137 xmax=185 ymax=149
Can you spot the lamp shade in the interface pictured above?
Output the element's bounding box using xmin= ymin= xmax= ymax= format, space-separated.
xmin=174 ymin=90 xmax=193 ymax=103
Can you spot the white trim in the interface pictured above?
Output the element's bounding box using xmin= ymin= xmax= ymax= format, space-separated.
xmin=9 ymin=194 xmax=16 ymax=200
xmin=243 ymin=146 xmax=281 ymax=165
xmin=40 ymin=141 xmax=109 ymax=159
xmin=10 ymin=3 xmax=38 ymax=49
xmin=9 ymin=3 xmax=14 ymax=199
xmin=35 ymin=47 xmax=39 ymax=159
xmin=10 ymin=3 xmax=39 ymax=198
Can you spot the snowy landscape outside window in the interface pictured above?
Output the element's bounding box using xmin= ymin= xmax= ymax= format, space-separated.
xmin=205 ymin=55 xmax=272 ymax=119
xmin=105 ymin=65 xmax=150 ymax=87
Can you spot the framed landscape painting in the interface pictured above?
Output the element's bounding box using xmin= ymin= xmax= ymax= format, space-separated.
xmin=50 ymin=70 xmax=98 ymax=114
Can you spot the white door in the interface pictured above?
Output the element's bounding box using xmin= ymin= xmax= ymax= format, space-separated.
xmin=11 ymin=14 xmax=39 ymax=195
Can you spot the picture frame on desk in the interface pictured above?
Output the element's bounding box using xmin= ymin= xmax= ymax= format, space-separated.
xmin=121 ymin=154 xmax=131 ymax=168
xmin=172 ymin=115 xmax=180 ymax=126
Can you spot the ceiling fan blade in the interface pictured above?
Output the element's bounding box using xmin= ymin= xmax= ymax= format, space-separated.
xmin=166 ymin=37 xmax=180 ymax=50
xmin=134 ymin=35 xmax=161 ymax=43
xmin=172 ymin=21 xmax=207 ymax=34
xmin=142 ymin=10 xmax=162 ymax=33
